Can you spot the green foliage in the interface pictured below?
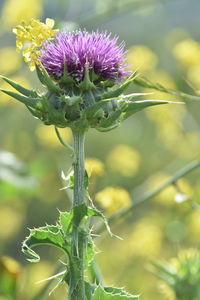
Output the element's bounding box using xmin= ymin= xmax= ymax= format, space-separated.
xmin=22 ymin=203 xmax=114 ymax=269
xmin=0 ymin=69 xmax=176 ymax=132
xmin=93 ymin=286 xmax=139 ymax=299
xmin=152 ymin=249 xmax=200 ymax=300
xmin=0 ymin=256 xmax=20 ymax=299
xmin=22 ymin=225 xmax=68 ymax=262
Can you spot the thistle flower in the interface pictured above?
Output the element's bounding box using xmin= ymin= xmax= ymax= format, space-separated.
xmin=40 ymin=30 xmax=130 ymax=83
xmin=0 ymin=18 xmax=171 ymax=131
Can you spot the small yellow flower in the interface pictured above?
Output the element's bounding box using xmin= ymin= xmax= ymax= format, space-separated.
xmin=95 ymin=186 xmax=132 ymax=214
xmin=106 ymin=144 xmax=141 ymax=177
xmin=13 ymin=18 xmax=58 ymax=70
xmin=85 ymin=158 xmax=105 ymax=177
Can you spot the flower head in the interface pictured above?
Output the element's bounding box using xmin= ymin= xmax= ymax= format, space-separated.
xmin=40 ymin=30 xmax=130 ymax=82
xmin=1 ymin=18 xmax=170 ymax=131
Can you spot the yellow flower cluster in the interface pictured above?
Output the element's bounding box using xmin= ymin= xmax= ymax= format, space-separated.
xmin=95 ymin=186 xmax=131 ymax=214
xmin=13 ymin=18 xmax=58 ymax=71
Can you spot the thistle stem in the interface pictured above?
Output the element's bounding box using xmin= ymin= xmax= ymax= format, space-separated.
xmin=69 ymin=129 xmax=86 ymax=300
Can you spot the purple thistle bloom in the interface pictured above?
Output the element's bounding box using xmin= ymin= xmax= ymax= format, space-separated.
xmin=40 ymin=30 xmax=130 ymax=82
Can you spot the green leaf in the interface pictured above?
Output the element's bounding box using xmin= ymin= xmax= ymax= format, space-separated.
xmin=35 ymin=65 xmax=63 ymax=94
xmin=0 ymin=75 xmax=38 ymax=97
xmin=62 ymin=95 xmax=83 ymax=106
xmin=93 ymin=286 xmax=139 ymax=299
xmin=102 ymin=71 xmax=137 ymax=100
xmin=85 ymin=99 xmax=114 ymax=119
xmin=98 ymin=110 xmax=122 ymax=128
xmin=85 ymin=237 xmax=95 ymax=266
xmin=72 ymin=203 xmax=120 ymax=238
xmin=104 ymin=287 xmax=138 ymax=298
xmin=85 ymin=281 xmax=93 ymax=300
xmin=22 ymin=225 xmax=66 ymax=262
xmin=0 ymin=89 xmax=41 ymax=108
xmin=59 ymin=211 xmax=73 ymax=233
xmin=78 ymin=62 xmax=96 ymax=91
xmin=120 ymin=99 xmax=170 ymax=120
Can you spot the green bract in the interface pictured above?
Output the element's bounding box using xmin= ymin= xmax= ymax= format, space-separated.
xmin=0 ymin=66 xmax=170 ymax=131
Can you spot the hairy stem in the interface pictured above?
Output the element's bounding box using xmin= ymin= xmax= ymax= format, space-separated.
xmin=69 ymin=129 xmax=86 ymax=300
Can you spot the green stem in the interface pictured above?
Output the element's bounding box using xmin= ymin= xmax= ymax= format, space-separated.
xmin=89 ymin=258 xmax=104 ymax=286
xmin=96 ymin=159 xmax=200 ymax=234
xmin=134 ymin=77 xmax=200 ymax=102
xmin=69 ymin=129 xmax=86 ymax=300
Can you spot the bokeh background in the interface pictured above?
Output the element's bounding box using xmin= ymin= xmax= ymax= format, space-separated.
xmin=0 ymin=0 xmax=200 ymax=299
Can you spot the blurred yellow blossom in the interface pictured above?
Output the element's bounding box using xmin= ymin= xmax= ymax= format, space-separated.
xmin=0 ymin=256 xmax=21 ymax=277
xmin=128 ymin=219 xmax=162 ymax=257
xmin=126 ymin=45 xmax=158 ymax=73
xmin=172 ymin=38 xmax=200 ymax=66
xmin=13 ymin=18 xmax=58 ymax=71
xmin=106 ymin=144 xmax=140 ymax=177
xmin=95 ymin=186 xmax=132 ymax=214
xmin=2 ymin=0 xmax=42 ymax=27
xmin=187 ymin=210 xmax=200 ymax=242
xmin=25 ymin=261 xmax=53 ymax=295
xmin=0 ymin=75 xmax=30 ymax=105
xmin=0 ymin=206 xmax=22 ymax=240
xmin=36 ymin=125 xmax=71 ymax=147
xmin=159 ymin=130 xmax=200 ymax=159
xmin=147 ymin=173 xmax=193 ymax=205
xmin=85 ymin=158 xmax=105 ymax=177
xmin=147 ymin=172 xmax=176 ymax=205
xmin=165 ymin=28 xmax=190 ymax=49
xmin=187 ymin=64 xmax=200 ymax=89
xmin=144 ymin=69 xmax=178 ymax=101
xmin=0 ymin=47 xmax=21 ymax=74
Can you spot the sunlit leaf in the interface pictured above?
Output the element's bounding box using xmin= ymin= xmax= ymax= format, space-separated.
xmin=22 ymin=225 xmax=67 ymax=262
xmin=93 ymin=286 xmax=139 ymax=299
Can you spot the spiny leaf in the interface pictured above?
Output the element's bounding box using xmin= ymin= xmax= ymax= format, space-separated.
xmin=22 ymin=225 xmax=66 ymax=262
xmin=72 ymin=203 xmax=120 ymax=238
xmin=36 ymin=65 xmax=63 ymax=94
xmin=0 ymin=89 xmax=41 ymax=108
xmin=85 ymin=99 xmax=114 ymax=119
xmin=59 ymin=211 xmax=73 ymax=233
xmin=93 ymin=286 xmax=139 ymax=299
xmin=0 ymin=75 xmax=38 ymax=97
xmin=78 ymin=61 xmax=96 ymax=91
xmin=98 ymin=110 xmax=122 ymax=128
xmin=120 ymin=99 xmax=172 ymax=120
xmin=102 ymin=71 xmax=137 ymax=100
xmin=85 ymin=281 xmax=93 ymax=300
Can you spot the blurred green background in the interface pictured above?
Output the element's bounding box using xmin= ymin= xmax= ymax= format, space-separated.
xmin=0 ymin=0 xmax=200 ymax=299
